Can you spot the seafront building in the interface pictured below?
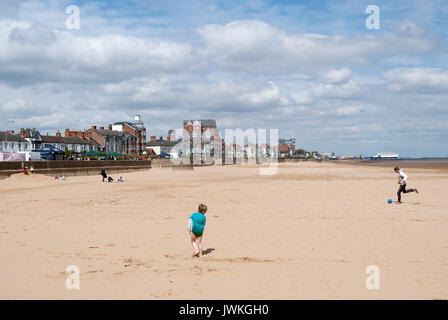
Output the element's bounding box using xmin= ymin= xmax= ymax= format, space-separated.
xmin=112 ymin=115 xmax=147 ymax=154
xmin=41 ymin=132 xmax=65 ymax=151
xmin=372 ymin=152 xmax=399 ymax=160
xmin=85 ymin=126 xmax=129 ymax=154
xmin=20 ymin=128 xmax=43 ymax=151
xmin=65 ymin=114 xmax=148 ymax=155
xmin=1 ymin=116 xmax=303 ymax=162
xmin=278 ymin=138 xmax=296 ymax=158
xmin=0 ymin=131 xmax=32 ymax=153
xmin=0 ymin=114 xmax=149 ymax=161
xmin=146 ymin=136 xmax=179 ymax=156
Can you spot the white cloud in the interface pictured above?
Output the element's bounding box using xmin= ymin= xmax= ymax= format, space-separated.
xmin=197 ymin=20 xmax=435 ymax=73
xmin=333 ymin=105 xmax=364 ymax=115
xmin=290 ymin=91 xmax=313 ymax=105
xmin=313 ymin=80 xmax=360 ymax=99
xmin=2 ymin=98 xmax=28 ymax=112
xmin=240 ymin=81 xmax=281 ymax=106
xmin=1 ymin=98 xmax=51 ymax=117
xmin=0 ymin=20 xmax=195 ymax=85
xmin=383 ymin=68 xmax=448 ymax=93
xmin=320 ymin=68 xmax=352 ymax=84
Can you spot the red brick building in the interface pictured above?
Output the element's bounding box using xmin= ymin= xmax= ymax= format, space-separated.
xmin=112 ymin=115 xmax=147 ymax=154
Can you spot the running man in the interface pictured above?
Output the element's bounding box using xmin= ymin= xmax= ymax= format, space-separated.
xmin=394 ymin=167 xmax=419 ymax=203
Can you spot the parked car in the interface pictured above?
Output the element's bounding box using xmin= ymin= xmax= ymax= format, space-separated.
xmin=159 ymin=151 xmax=171 ymax=159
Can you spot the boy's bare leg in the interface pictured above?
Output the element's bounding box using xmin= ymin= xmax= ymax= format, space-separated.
xmin=190 ymin=232 xmax=199 ymax=256
xmin=197 ymin=236 xmax=203 ymax=256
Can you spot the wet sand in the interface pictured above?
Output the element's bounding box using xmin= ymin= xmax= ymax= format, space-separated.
xmin=338 ymin=159 xmax=448 ymax=171
xmin=0 ymin=162 xmax=447 ymax=299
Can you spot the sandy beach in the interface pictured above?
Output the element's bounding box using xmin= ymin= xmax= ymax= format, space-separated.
xmin=0 ymin=162 xmax=447 ymax=299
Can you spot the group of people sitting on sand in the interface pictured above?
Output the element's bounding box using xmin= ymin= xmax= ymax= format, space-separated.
xmin=22 ymin=166 xmax=34 ymax=175
xmin=100 ymin=168 xmax=124 ymax=183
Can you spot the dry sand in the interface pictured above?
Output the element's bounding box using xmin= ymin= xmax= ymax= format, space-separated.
xmin=0 ymin=162 xmax=447 ymax=299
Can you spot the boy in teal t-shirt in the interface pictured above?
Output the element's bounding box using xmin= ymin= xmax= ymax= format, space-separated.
xmin=187 ymin=204 xmax=207 ymax=257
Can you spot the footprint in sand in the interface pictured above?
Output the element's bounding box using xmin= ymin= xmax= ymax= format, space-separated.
xmin=208 ymin=257 xmax=275 ymax=263
xmin=123 ymin=258 xmax=133 ymax=267
xmin=87 ymin=270 xmax=104 ymax=274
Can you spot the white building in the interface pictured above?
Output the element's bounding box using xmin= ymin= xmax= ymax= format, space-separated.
xmin=373 ymin=152 xmax=399 ymax=159
xmin=0 ymin=131 xmax=33 ymax=161
xmin=146 ymin=139 xmax=179 ymax=156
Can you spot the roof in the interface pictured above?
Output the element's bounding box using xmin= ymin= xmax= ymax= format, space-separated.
xmin=89 ymin=128 xmax=125 ymax=137
xmin=23 ymin=128 xmax=41 ymax=139
xmin=0 ymin=132 xmax=28 ymax=142
xmin=183 ymin=119 xmax=217 ymax=128
xmin=42 ymin=135 xmax=65 ymax=143
xmin=279 ymin=138 xmax=296 ymax=144
xmin=146 ymin=140 xmax=179 ymax=147
xmin=62 ymin=136 xmax=92 ymax=145
xmin=90 ymin=139 xmax=102 ymax=147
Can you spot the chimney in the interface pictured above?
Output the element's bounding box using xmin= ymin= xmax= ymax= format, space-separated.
xmin=7 ymin=130 xmax=14 ymax=134
xmin=91 ymin=125 xmax=97 ymax=130
xmin=56 ymin=130 xmax=61 ymax=138
xmin=108 ymin=124 xmax=112 ymax=131
xmin=20 ymin=128 xmax=25 ymax=137
xmin=65 ymin=129 xmax=70 ymax=137
xmin=168 ymin=130 xmax=175 ymax=142
xmin=151 ymin=136 xmax=156 ymax=141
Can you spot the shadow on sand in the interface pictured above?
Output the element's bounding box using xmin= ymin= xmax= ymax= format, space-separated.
xmin=202 ymin=248 xmax=215 ymax=256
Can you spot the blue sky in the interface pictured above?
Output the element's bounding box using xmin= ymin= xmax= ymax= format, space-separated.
xmin=0 ymin=0 xmax=447 ymax=157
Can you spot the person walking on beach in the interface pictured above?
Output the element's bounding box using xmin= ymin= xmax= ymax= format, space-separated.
xmin=187 ymin=204 xmax=207 ymax=257
xmin=394 ymin=167 xmax=419 ymax=203
xmin=101 ymin=168 xmax=107 ymax=182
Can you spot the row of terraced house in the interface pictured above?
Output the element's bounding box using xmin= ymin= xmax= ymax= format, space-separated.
xmin=0 ymin=115 xmax=147 ymax=160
